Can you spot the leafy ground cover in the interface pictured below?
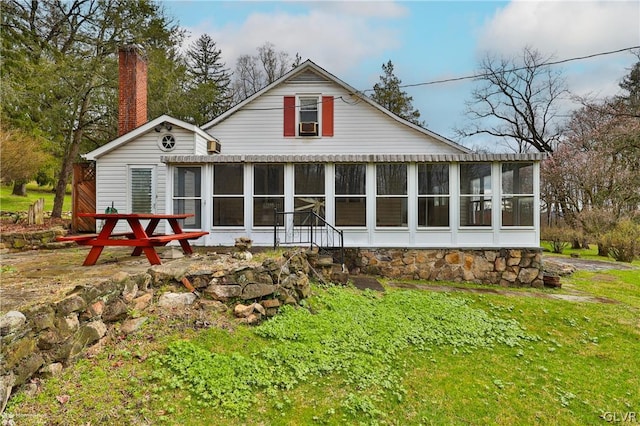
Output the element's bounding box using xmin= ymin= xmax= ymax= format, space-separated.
xmin=4 ymin=269 xmax=639 ymax=425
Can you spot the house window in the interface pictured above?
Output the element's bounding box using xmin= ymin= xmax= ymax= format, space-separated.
xmin=376 ymin=164 xmax=407 ymax=227
xmin=418 ymin=164 xmax=449 ymax=227
xmin=173 ymin=166 xmax=202 ymax=229
xmin=213 ymin=164 xmax=244 ymax=226
xmin=130 ymin=167 xmax=154 ymax=213
xmin=253 ymin=164 xmax=284 ymax=226
xmin=460 ymin=163 xmax=492 ymax=227
xmin=298 ymin=97 xmax=319 ymax=136
xmin=294 ymin=164 xmax=325 ymax=225
xmin=335 ymin=164 xmax=366 ymax=227
xmin=501 ymin=163 xmax=534 ymax=227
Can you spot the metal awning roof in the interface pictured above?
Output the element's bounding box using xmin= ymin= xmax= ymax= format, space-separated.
xmin=161 ymin=153 xmax=546 ymax=164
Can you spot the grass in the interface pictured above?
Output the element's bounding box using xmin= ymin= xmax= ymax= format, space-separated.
xmin=4 ymin=267 xmax=639 ymax=425
xmin=541 ymin=241 xmax=640 ymax=267
xmin=0 ymin=182 xmax=71 ymax=213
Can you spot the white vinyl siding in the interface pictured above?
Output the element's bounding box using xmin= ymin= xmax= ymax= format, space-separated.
xmin=208 ymin=81 xmax=465 ymax=155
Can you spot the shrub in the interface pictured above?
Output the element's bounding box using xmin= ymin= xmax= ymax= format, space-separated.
xmin=603 ymin=220 xmax=640 ymax=262
xmin=541 ymin=226 xmax=577 ymax=254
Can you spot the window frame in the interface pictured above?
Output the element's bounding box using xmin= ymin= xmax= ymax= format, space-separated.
xmin=417 ymin=163 xmax=450 ymax=228
xmin=459 ymin=163 xmax=493 ymax=228
xmin=294 ymin=163 xmax=325 ymax=226
xmin=253 ymin=164 xmax=285 ymax=227
xmin=172 ymin=166 xmax=202 ymax=230
xmin=212 ymin=163 xmax=244 ymax=227
xmin=375 ymin=163 xmax=408 ymax=228
xmin=500 ymin=162 xmax=535 ymax=228
xmin=334 ymin=163 xmax=367 ymax=228
xmin=297 ymin=95 xmax=320 ymax=137
xmin=128 ymin=165 xmax=156 ymax=214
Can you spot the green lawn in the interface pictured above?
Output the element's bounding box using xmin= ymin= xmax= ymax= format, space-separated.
xmin=0 ymin=182 xmax=71 ymax=213
xmin=5 ymin=267 xmax=639 ymax=425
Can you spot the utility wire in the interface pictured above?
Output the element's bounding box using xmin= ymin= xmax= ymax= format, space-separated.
xmin=240 ymin=45 xmax=639 ymax=111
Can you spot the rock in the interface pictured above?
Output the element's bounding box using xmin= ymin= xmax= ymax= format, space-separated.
xmin=494 ymin=257 xmax=507 ymax=272
xmin=205 ymin=284 xmax=242 ymax=301
xmin=39 ymin=362 xmax=63 ymax=378
xmin=56 ymin=295 xmax=87 ymax=316
xmin=234 ymin=303 xmax=254 ymax=318
xmin=102 ymin=298 xmax=129 ymax=322
xmin=543 ymin=258 xmax=577 ymax=276
xmin=241 ymin=283 xmax=276 ymax=300
xmin=84 ymin=300 xmax=105 ymax=319
xmin=198 ymin=299 xmax=228 ymax=313
xmin=120 ymin=317 xmax=147 ymax=334
xmin=157 ymin=292 xmax=197 ymax=308
xmin=148 ymin=264 xmax=189 ymax=284
xmin=518 ymin=268 xmax=540 ymax=285
xmin=252 ymin=303 xmax=266 ymax=316
xmin=122 ymin=280 xmax=139 ymax=303
xmin=261 ymin=299 xmax=281 ymax=309
xmin=0 ymin=311 xmax=26 ymax=336
xmin=233 ymin=251 xmax=253 ymax=261
xmin=445 ymin=252 xmax=461 ymax=264
xmin=0 ymin=374 xmax=15 ymax=413
xmin=14 ymin=353 xmax=44 ymax=385
xmin=238 ymin=313 xmax=260 ymax=325
xmin=132 ymin=293 xmax=153 ymax=312
xmin=234 ymin=237 xmax=253 ymax=250
xmin=68 ymin=321 xmax=107 ymax=359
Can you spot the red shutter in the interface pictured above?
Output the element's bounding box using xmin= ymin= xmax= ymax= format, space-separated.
xmin=322 ymin=96 xmax=334 ymax=137
xmin=284 ymin=96 xmax=296 ymax=137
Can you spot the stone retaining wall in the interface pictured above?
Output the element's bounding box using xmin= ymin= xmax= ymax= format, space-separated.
xmin=345 ymin=248 xmax=544 ymax=287
xmin=0 ymin=228 xmax=67 ymax=251
xmin=0 ymin=249 xmax=314 ymax=412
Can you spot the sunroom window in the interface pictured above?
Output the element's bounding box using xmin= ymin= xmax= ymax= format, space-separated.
xmin=294 ymin=164 xmax=325 ymax=225
xmin=418 ymin=164 xmax=449 ymax=227
xmin=501 ymin=163 xmax=534 ymax=226
xmin=212 ymin=164 xmax=244 ymax=226
xmin=253 ymin=164 xmax=284 ymax=226
xmin=335 ymin=164 xmax=366 ymax=227
xmin=460 ymin=163 xmax=492 ymax=227
xmin=376 ymin=164 xmax=407 ymax=227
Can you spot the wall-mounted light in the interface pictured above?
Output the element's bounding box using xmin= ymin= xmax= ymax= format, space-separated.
xmin=154 ymin=122 xmax=173 ymax=132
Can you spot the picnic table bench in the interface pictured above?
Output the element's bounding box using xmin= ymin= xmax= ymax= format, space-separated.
xmin=57 ymin=213 xmax=208 ymax=266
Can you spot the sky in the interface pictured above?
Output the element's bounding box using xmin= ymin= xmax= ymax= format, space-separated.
xmin=162 ymin=0 xmax=640 ymax=150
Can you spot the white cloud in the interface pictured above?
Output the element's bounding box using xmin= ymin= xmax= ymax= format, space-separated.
xmin=477 ymin=1 xmax=640 ymax=102
xmin=478 ymin=1 xmax=639 ymax=58
xmin=182 ymin=2 xmax=407 ymax=74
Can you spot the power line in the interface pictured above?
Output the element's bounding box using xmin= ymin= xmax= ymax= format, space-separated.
xmin=239 ymin=46 xmax=640 ymax=111
xmin=363 ymin=45 xmax=640 ymax=92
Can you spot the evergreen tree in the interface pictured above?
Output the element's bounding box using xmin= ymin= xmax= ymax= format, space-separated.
xmin=370 ymin=60 xmax=423 ymax=126
xmin=185 ymin=34 xmax=232 ymax=124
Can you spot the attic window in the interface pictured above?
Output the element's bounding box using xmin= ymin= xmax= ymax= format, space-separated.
xmin=299 ymin=97 xmax=319 ymax=136
xmin=158 ymin=134 xmax=176 ymax=151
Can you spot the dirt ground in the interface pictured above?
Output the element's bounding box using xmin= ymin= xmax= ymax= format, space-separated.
xmin=1 ymin=245 xmax=637 ymax=314
xmin=0 ymin=246 xmax=183 ymax=313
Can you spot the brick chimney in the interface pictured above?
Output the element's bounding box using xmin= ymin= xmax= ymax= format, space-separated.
xmin=118 ymin=45 xmax=148 ymax=136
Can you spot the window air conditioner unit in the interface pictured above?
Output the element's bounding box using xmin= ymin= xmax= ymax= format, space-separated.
xmin=207 ymin=140 xmax=221 ymax=154
xmin=299 ymin=122 xmax=318 ymax=136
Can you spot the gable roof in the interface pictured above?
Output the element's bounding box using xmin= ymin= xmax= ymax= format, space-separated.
xmin=201 ymin=60 xmax=471 ymax=154
xmin=83 ymin=115 xmax=217 ymax=161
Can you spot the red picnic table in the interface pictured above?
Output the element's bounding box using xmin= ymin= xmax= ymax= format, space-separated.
xmin=57 ymin=213 xmax=208 ymax=266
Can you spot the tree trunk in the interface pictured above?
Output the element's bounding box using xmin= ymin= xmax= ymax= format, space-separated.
xmin=597 ymin=242 xmax=609 ymax=257
xmin=11 ymin=179 xmax=28 ymax=196
xmin=52 ymin=95 xmax=90 ymax=218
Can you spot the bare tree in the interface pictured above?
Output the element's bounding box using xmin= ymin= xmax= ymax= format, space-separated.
xmin=460 ymin=47 xmax=567 ymax=153
xmin=232 ymin=42 xmax=291 ymax=102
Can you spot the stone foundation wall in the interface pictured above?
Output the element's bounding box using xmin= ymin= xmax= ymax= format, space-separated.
xmin=345 ymin=248 xmax=543 ymax=287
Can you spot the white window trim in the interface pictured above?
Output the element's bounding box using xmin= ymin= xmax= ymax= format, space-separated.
xmin=211 ymin=164 xmax=245 ymax=229
xmin=500 ymin=162 xmax=536 ymax=229
xmin=296 ymin=94 xmax=322 ymax=138
xmin=416 ymin=163 xmax=451 ymax=230
xmin=374 ymin=163 xmax=409 ymax=229
xmin=127 ymin=165 xmax=156 ymax=214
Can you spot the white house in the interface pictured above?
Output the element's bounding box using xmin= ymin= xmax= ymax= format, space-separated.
xmin=82 ymin=48 xmax=545 ymax=286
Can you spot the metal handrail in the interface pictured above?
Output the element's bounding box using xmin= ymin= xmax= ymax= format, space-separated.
xmin=273 ymin=209 xmax=344 ymax=264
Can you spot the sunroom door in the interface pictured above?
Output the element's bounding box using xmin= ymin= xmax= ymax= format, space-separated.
xmin=173 ymin=166 xmax=202 ymax=229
